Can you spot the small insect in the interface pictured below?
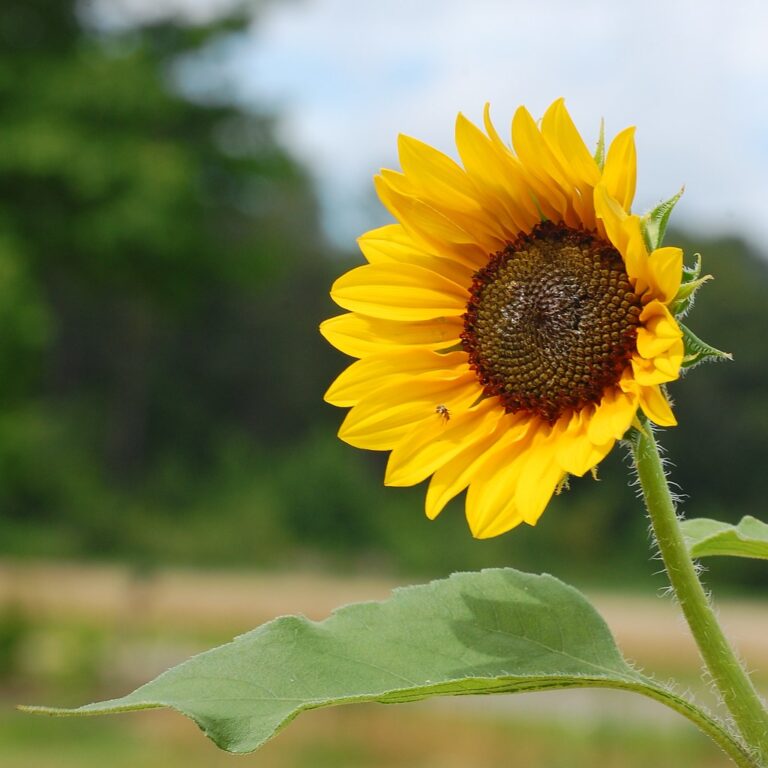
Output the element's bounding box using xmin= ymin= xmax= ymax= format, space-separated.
xmin=435 ymin=404 xmax=451 ymax=422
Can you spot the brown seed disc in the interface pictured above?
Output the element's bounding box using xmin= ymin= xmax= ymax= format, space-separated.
xmin=461 ymin=221 xmax=642 ymax=423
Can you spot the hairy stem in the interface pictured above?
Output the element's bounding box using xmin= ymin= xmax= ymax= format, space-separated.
xmin=631 ymin=424 xmax=768 ymax=765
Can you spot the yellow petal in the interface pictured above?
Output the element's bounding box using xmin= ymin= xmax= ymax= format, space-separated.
xmin=380 ymin=167 xmax=508 ymax=252
xmin=422 ymin=410 xmax=529 ymax=521
xmin=637 ymin=301 xmax=683 ymax=359
xmin=541 ymin=98 xmax=601 ymax=189
xmin=594 ymin=184 xmax=629 ymax=254
xmin=630 ymin=336 xmax=684 ymax=386
xmin=513 ymin=429 xmax=568 ymax=526
xmin=512 ymin=106 xmax=570 ymax=191
xmin=324 ymin=350 xmax=469 ymax=407
xmin=331 ymin=263 xmax=468 ymax=321
xmin=357 ymin=224 xmax=474 ymax=287
xmin=338 ymin=374 xmax=480 ymax=450
xmin=397 ymin=134 xmax=481 ymax=212
xmin=424 ymin=422 xmax=507 ymax=520
xmin=375 ymin=173 xmax=476 ymax=246
xmin=357 ymin=224 xmax=431 ymax=263
xmin=637 ymin=328 xmax=673 ymax=360
xmin=622 ymin=215 xmax=651 ymax=295
xmin=646 ymin=247 xmax=683 ymax=304
xmin=465 ymin=425 xmax=536 ymax=537
xmin=483 ymin=102 xmax=509 ymax=153
xmin=602 ymin=125 xmax=637 ymax=211
xmin=555 ymin=408 xmax=615 ymax=476
xmin=638 ymin=384 xmax=677 ymax=427
xmin=585 ymin=387 xmax=638 ymax=445
xmin=374 ymin=175 xmax=490 ymax=267
xmin=454 ymin=112 xmax=538 ymax=233
xmin=320 ymin=313 xmax=463 ymax=358
xmin=540 ymin=98 xmax=599 ymax=227
xmin=465 ymin=415 xmax=570 ymax=535
xmin=481 ymin=103 xmax=561 ymax=225
xmin=511 ymin=106 xmax=573 ymax=224
xmin=385 ymin=398 xmax=504 ymax=486
xmin=470 ymin=497 xmax=524 ymax=539
xmin=654 ymin=349 xmax=683 ymax=378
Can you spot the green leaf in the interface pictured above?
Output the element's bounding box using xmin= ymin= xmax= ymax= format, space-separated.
xmin=641 ymin=187 xmax=684 ymax=251
xmin=21 ymin=569 xmax=748 ymax=763
xmin=680 ymin=322 xmax=732 ymax=370
xmin=681 ymin=516 xmax=768 ymax=560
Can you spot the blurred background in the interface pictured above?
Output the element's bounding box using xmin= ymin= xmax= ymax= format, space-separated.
xmin=1 ymin=0 xmax=767 ymax=765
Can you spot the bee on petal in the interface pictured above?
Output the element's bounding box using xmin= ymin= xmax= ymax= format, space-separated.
xmin=435 ymin=404 xmax=450 ymax=422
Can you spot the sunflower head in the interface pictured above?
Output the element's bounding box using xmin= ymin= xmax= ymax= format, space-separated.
xmin=321 ymin=99 xmax=711 ymax=539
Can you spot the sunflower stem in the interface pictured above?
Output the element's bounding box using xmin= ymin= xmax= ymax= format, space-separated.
xmin=631 ymin=424 xmax=768 ymax=765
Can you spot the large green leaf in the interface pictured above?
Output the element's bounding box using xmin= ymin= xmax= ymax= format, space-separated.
xmin=681 ymin=516 xmax=768 ymax=560
xmin=22 ymin=569 xmax=748 ymax=763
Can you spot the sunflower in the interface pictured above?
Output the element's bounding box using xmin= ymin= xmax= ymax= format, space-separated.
xmin=320 ymin=99 xmax=684 ymax=539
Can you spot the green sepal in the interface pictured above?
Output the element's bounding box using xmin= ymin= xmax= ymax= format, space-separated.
xmin=641 ymin=187 xmax=684 ymax=251
xmin=593 ymin=118 xmax=605 ymax=171
xmin=683 ymin=251 xmax=703 ymax=282
xmin=681 ymin=516 xmax=768 ymax=560
xmin=671 ymin=253 xmax=713 ymax=318
xmin=680 ymin=321 xmax=732 ymax=371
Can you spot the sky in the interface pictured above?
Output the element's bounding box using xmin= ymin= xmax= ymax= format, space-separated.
xmin=103 ymin=0 xmax=768 ymax=251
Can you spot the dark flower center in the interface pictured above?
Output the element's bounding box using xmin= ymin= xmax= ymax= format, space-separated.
xmin=461 ymin=221 xmax=642 ymax=423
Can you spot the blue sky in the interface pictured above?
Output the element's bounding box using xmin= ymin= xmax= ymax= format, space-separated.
xmin=107 ymin=0 xmax=768 ymax=251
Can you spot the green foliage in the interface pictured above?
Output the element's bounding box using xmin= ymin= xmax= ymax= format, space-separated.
xmin=24 ymin=569 xmax=742 ymax=760
xmin=681 ymin=516 xmax=768 ymax=561
xmin=0 ymin=605 xmax=29 ymax=681
xmin=0 ymin=232 xmax=50 ymax=401
xmin=0 ymin=0 xmax=337 ymax=538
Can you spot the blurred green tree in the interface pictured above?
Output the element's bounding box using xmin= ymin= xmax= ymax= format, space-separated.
xmin=0 ymin=0 xmax=343 ymax=557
